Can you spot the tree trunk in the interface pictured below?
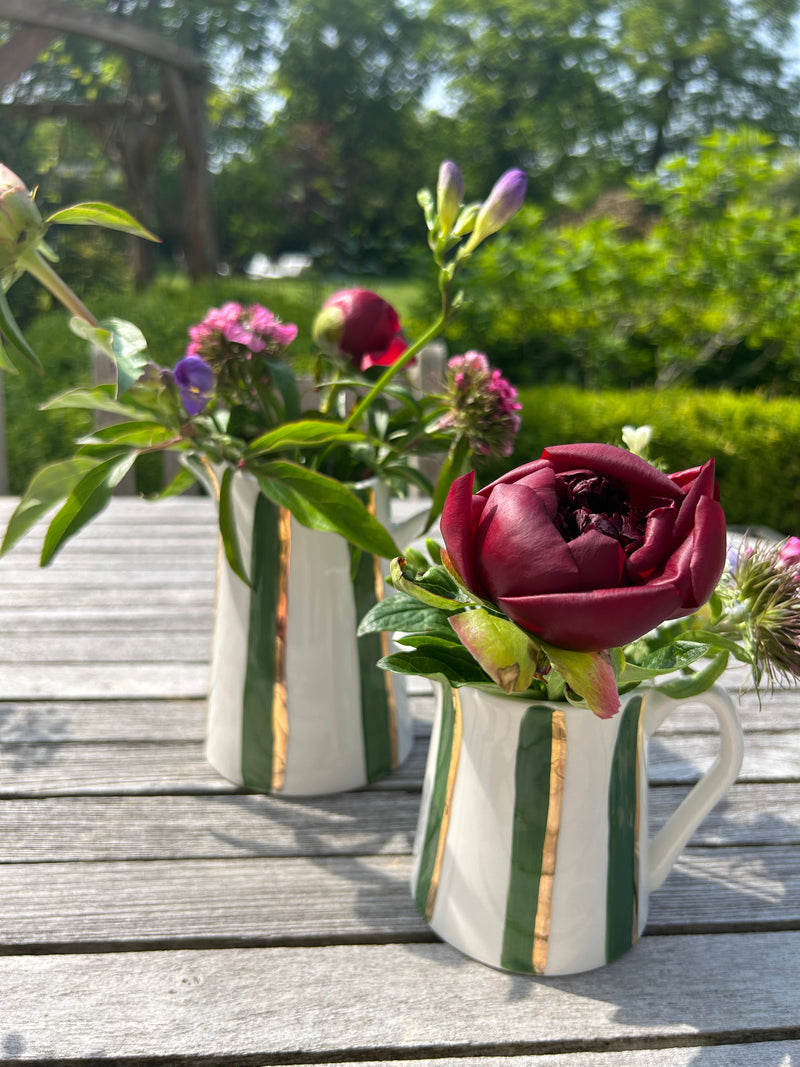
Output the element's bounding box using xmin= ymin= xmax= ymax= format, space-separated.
xmin=161 ymin=66 xmax=217 ymax=279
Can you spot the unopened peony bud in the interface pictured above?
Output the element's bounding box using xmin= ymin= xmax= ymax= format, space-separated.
xmin=0 ymin=164 xmax=46 ymax=275
xmin=312 ymin=288 xmax=407 ymax=372
xmin=461 ymin=168 xmax=527 ymax=254
xmin=436 ymin=160 xmax=465 ymax=236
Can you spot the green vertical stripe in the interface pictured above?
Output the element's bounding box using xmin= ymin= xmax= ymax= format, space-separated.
xmin=606 ymin=694 xmax=643 ymax=963
xmin=352 ymin=550 xmax=393 ymax=782
xmin=240 ymin=493 xmax=283 ymax=792
xmin=500 ymin=705 xmax=554 ymax=974
xmin=413 ymin=686 xmax=457 ymax=916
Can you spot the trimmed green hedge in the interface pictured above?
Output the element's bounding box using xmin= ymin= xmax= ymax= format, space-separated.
xmin=481 ymin=386 xmax=800 ymax=534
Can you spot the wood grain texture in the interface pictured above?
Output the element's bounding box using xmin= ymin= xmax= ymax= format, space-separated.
xmin=0 ymin=782 xmax=793 ymax=864
xmin=1 ymin=496 xmax=798 ymax=1067
xmin=0 ymin=846 xmax=795 ymax=949
xmin=1 ymin=936 xmax=798 ymax=1061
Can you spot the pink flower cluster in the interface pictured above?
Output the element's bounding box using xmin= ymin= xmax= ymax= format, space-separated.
xmin=187 ymin=302 xmax=297 ymax=363
xmin=440 ymin=351 xmax=522 ymax=458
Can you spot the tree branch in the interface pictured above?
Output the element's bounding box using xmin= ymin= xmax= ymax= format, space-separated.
xmin=0 ymin=0 xmax=205 ymax=77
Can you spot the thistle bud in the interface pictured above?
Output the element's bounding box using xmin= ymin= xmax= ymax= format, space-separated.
xmin=0 ymin=164 xmax=46 ymax=275
xmin=461 ymin=168 xmax=527 ymax=255
xmin=436 ymin=160 xmax=465 ymax=236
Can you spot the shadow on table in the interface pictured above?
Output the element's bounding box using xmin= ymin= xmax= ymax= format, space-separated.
xmin=0 ymin=702 xmax=70 ymax=775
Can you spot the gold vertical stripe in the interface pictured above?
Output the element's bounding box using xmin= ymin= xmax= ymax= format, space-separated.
xmin=425 ymin=688 xmax=463 ymax=921
xmin=271 ymin=508 xmax=291 ymax=792
xmin=532 ymin=708 xmax=567 ymax=974
xmin=373 ymin=551 xmax=398 ymax=767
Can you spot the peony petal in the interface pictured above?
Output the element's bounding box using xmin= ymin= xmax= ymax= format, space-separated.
xmin=625 ymin=504 xmax=676 ymax=581
xmin=475 ymin=482 xmax=580 ymax=598
xmin=669 ymin=494 xmax=727 ymax=609
xmin=670 ymin=458 xmax=718 ymax=547
xmin=496 ymin=580 xmax=684 ymax=651
xmin=542 ymin=443 xmax=682 ymax=504
xmin=477 ymin=457 xmax=552 ymax=498
xmin=440 ymin=471 xmax=487 ymax=597
xmin=566 ymin=528 xmax=627 ymax=590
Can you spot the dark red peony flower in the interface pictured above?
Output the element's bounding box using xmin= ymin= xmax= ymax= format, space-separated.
xmin=441 ymin=443 xmax=727 ymax=652
xmin=312 ymin=288 xmax=407 ymax=372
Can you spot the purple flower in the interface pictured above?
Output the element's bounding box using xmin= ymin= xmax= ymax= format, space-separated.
xmin=174 ymin=355 xmax=216 ymax=415
xmin=462 ymin=168 xmax=527 ymax=254
xmin=439 ymin=350 xmax=522 ymax=458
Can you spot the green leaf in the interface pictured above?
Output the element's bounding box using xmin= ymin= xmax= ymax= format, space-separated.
xmin=264 ymin=359 xmax=301 ymax=421
xmin=219 ymin=467 xmax=251 ymax=586
xmin=389 ymin=557 xmax=465 ymax=610
xmin=254 ymin=460 xmax=399 ymax=559
xmin=378 ymin=644 xmax=491 ymax=686
xmin=1 ymin=457 xmax=99 ymax=557
xmin=619 ymin=640 xmax=710 ymax=684
xmin=145 ymin=464 xmax=199 ymax=500
xmin=40 ymin=454 xmax=138 ymax=566
xmin=245 ymin=419 xmax=365 ymax=456
xmin=40 ymin=384 xmax=149 ymax=419
xmin=81 ymin=421 xmax=176 ymax=448
xmin=357 ymin=593 xmax=453 ymax=637
xmin=425 ymin=538 xmax=443 ymax=565
xmin=45 ymin=203 xmax=160 ymax=242
xmin=0 ymin=285 xmax=41 ymax=371
xmin=449 ymin=608 xmax=542 ymax=693
xmin=69 ymin=317 xmax=149 ymax=397
xmin=655 ymin=651 xmax=730 ymax=699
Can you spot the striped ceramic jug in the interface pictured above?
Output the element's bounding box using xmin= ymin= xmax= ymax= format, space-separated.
xmin=205 ymin=471 xmax=420 ymax=796
xmin=413 ymin=682 xmax=743 ymax=975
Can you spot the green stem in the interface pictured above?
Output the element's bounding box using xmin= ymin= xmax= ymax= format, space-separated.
xmin=20 ymin=250 xmax=97 ymax=326
xmin=344 ymin=313 xmax=446 ymax=430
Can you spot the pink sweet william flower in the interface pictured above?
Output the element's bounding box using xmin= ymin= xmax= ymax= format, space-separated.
xmin=187 ymin=302 xmax=297 ymax=369
xmin=311 ymin=288 xmax=407 ymax=372
xmin=439 ymin=351 xmax=522 ymax=458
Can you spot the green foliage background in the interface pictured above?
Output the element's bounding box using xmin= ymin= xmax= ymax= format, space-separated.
xmin=490 ymin=386 xmax=800 ymax=533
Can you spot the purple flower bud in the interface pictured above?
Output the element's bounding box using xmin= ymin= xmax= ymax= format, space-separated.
xmin=436 ymin=160 xmax=464 ymax=235
xmin=462 ymin=168 xmax=527 ymax=254
xmin=174 ymin=355 xmax=216 ymax=415
xmin=0 ymin=164 xmax=46 ymax=274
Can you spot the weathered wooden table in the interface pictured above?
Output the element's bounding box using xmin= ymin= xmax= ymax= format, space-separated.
xmin=0 ymin=496 xmax=798 ymax=1066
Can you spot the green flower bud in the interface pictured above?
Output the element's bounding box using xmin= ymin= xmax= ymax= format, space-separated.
xmin=436 ymin=160 xmax=464 ymax=236
xmin=0 ymin=165 xmax=46 ymax=275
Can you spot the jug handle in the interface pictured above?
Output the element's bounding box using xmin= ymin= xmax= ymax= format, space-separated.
xmin=645 ymin=685 xmax=744 ymax=894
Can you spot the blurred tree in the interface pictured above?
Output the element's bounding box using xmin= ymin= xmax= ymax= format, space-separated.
xmin=445 ymin=130 xmax=800 ymax=394
xmin=614 ymin=0 xmax=800 ymax=169
xmin=0 ymin=0 xmax=278 ymax=283
xmin=257 ymin=0 xmax=443 ymax=271
xmin=423 ymin=0 xmax=800 ymax=205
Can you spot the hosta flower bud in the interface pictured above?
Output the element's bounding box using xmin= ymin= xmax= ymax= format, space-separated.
xmin=312 ymin=288 xmax=407 ymax=372
xmin=436 ymin=160 xmax=465 ymax=236
xmin=461 ymin=168 xmax=527 ymax=254
xmin=0 ymin=164 xmax=46 ymax=274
